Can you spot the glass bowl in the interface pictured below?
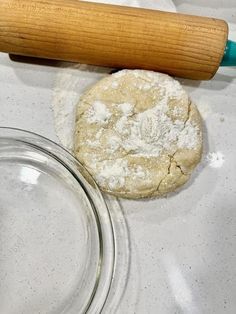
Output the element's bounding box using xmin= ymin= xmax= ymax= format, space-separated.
xmin=0 ymin=127 xmax=116 ymax=314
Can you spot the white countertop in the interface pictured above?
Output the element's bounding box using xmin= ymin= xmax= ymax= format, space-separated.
xmin=0 ymin=2 xmax=236 ymax=313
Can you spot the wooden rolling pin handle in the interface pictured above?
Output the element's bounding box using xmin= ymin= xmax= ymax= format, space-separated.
xmin=0 ymin=0 xmax=228 ymax=79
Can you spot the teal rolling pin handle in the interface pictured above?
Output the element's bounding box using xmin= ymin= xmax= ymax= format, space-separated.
xmin=221 ymin=40 xmax=236 ymax=66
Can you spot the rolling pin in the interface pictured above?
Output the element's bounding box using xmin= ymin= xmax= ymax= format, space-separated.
xmin=0 ymin=0 xmax=233 ymax=79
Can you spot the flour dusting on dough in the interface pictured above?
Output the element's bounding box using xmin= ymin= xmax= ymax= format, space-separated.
xmin=75 ymin=70 xmax=203 ymax=198
xmin=87 ymin=101 xmax=112 ymax=124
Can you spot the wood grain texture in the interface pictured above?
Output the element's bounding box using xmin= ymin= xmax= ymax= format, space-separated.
xmin=0 ymin=0 xmax=228 ymax=79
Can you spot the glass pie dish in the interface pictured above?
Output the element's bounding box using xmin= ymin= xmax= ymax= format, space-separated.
xmin=0 ymin=127 xmax=128 ymax=314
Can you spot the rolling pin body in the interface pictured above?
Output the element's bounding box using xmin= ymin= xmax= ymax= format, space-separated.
xmin=0 ymin=0 xmax=228 ymax=79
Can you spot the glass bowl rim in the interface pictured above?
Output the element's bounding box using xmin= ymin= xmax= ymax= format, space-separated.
xmin=0 ymin=126 xmax=116 ymax=314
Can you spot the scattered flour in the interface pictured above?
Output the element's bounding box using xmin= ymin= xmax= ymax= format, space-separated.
xmin=111 ymin=80 xmax=119 ymax=89
xmin=207 ymin=152 xmax=225 ymax=168
xmin=172 ymin=106 xmax=184 ymax=116
xmin=95 ymin=158 xmax=147 ymax=190
xmin=119 ymin=103 xmax=134 ymax=116
xmin=86 ymin=139 xmax=99 ymax=147
xmin=95 ymin=129 xmax=103 ymax=139
xmin=95 ymin=159 xmax=129 ymax=189
xmin=107 ymin=136 xmax=121 ymax=151
xmin=115 ymin=116 xmax=129 ymax=135
xmin=52 ymin=63 xmax=111 ymax=150
xmin=178 ymin=120 xmax=199 ymax=149
xmin=87 ymin=101 xmax=112 ymax=124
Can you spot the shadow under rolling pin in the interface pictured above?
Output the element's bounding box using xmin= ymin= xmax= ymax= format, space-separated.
xmin=0 ymin=0 xmax=235 ymax=79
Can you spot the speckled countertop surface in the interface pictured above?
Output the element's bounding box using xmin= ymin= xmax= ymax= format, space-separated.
xmin=0 ymin=1 xmax=236 ymax=313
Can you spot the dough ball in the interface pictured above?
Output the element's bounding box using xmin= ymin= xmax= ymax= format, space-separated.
xmin=74 ymin=70 xmax=203 ymax=199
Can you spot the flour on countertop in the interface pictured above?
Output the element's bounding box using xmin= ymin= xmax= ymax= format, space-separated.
xmin=207 ymin=152 xmax=225 ymax=168
xmin=195 ymin=101 xmax=212 ymax=119
xmin=52 ymin=63 xmax=111 ymax=150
